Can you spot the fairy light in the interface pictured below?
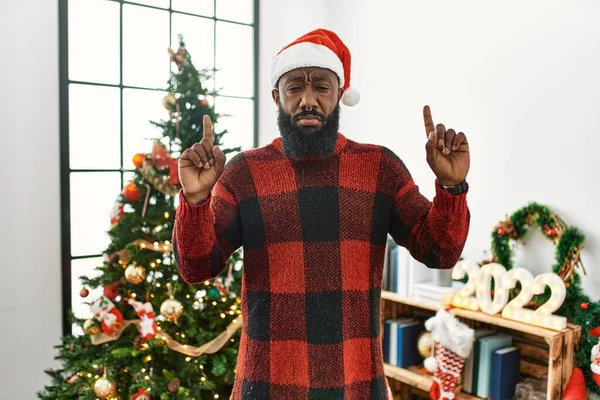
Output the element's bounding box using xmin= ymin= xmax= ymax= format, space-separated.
xmin=144 ymin=355 xmax=152 ymax=362
xmin=201 ymin=377 xmax=206 ymax=382
xmin=150 ymin=262 xmax=156 ymax=268
xmin=215 ymin=395 xmax=220 ymax=398
xmin=156 ymin=259 xmax=161 ymax=264
xmin=205 ymin=281 xmax=210 ymax=286
xmin=229 ymin=311 xmax=234 ymax=315
xmin=220 ymin=313 xmax=226 ymax=318
xmin=221 ymin=297 xmax=227 ymax=302
xmin=145 ymin=375 xmax=150 ymax=380
xmin=181 ymin=333 xmax=186 ymax=338
xmin=186 ymin=357 xmax=191 ymax=362
xmin=87 ymin=373 xmax=92 ymax=378
xmin=231 ymin=305 xmax=237 ymax=310
xmin=156 ymin=283 xmax=161 ymax=288
xmin=142 ymin=368 xmax=147 ymax=373
xmin=164 ymin=211 xmax=170 ymax=219
xmin=140 ymin=243 xmax=146 ymax=249
xmin=186 ymin=294 xmax=191 ymax=299
xmin=132 ymin=293 xmax=137 ymax=298
xmin=212 ymin=301 xmax=217 ymax=306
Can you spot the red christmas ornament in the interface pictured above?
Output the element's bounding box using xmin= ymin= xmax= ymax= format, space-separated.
xmin=565 ymin=281 xmax=570 ymax=288
xmin=590 ymin=326 xmax=600 ymax=337
xmin=123 ymin=183 xmax=141 ymax=202
xmin=152 ymin=142 xmax=171 ymax=169
xmin=80 ymin=287 xmax=89 ymax=298
xmin=103 ymin=281 xmax=121 ymax=301
xmin=199 ymin=98 xmax=210 ymax=107
xmin=168 ymin=159 xmax=180 ymax=185
xmin=132 ymin=153 xmax=145 ymax=168
xmin=497 ymin=227 xmax=506 ymax=236
xmin=581 ymin=302 xmax=589 ymax=310
xmin=545 ymin=227 xmax=557 ymax=238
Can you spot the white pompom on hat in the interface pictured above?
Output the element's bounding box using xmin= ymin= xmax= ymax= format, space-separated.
xmin=269 ymin=28 xmax=360 ymax=107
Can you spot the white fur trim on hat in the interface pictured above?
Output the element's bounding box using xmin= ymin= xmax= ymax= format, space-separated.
xmin=425 ymin=309 xmax=475 ymax=359
xmin=269 ymin=42 xmax=345 ymax=89
xmin=592 ymin=362 xmax=600 ymax=375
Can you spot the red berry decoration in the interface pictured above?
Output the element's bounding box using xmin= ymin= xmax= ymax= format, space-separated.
xmin=581 ymin=302 xmax=589 ymax=310
xmin=123 ymin=182 xmax=141 ymax=202
xmin=80 ymin=287 xmax=89 ymax=298
xmin=132 ymin=153 xmax=145 ymax=168
xmin=497 ymin=227 xmax=506 ymax=236
xmin=199 ymin=98 xmax=209 ymax=107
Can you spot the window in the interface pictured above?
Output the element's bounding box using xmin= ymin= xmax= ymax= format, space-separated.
xmin=59 ymin=0 xmax=259 ymax=334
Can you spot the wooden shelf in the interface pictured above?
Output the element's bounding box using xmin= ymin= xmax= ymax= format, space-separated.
xmin=380 ymin=290 xmax=582 ymax=400
xmin=384 ymin=363 xmax=481 ymax=400
xmin=381 ymin=290 xmax=565 ymax=341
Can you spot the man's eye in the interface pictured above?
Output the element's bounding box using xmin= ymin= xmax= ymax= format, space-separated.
xmin=317 ymin=86 xmax=329 ymax=91
xmin=288 ymin=87 xmax=301 ymax=92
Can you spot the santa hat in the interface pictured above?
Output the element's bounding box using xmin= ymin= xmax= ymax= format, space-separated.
xmin=269 ymin=29 xmax=360 ymax=107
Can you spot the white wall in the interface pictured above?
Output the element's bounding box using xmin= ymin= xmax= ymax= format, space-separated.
xmin=0 ymin=1 xmax=62 ymax=399
xmin=258 ymin=0 xmax=332 ymax=144
xmin=259 ymin=1 xmax=600 ymax=299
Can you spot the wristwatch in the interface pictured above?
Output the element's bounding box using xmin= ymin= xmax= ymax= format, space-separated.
xmin=437 ymin=180 xmax=468 ymax=195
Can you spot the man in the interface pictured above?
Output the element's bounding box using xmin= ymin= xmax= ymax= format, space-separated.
xmin=173 ymin=29 xmax=470 ymax=400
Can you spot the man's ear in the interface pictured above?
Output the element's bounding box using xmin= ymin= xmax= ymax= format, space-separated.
xmin=338 ymin=88 xmax=344 ymax=101
xmin=272 ymin=89 xmax=280 ymax=106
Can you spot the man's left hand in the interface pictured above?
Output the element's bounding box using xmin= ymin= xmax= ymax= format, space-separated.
xmin=423 ymin=105 xmax=470 ymax=186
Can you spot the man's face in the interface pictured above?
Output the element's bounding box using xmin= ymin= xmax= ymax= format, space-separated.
xmin=272 ymin=67 xmax=344 ymax=158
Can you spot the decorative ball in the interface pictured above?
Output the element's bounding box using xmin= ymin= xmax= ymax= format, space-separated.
xmin=93 ymin=377 xmax=116 ymax=398
xmin=207 ymin=287 xmax=221 ymax=300
xmin=168 ymin=377 xmax=181 ymax=393
xmin=424 ymin=356 xmax=438 ymax=373
xmin=123 ymin=182 xmax=141 ymax=202
xmin=199 ymin=98 xmax=210 ymax=107
xmin=497 ymin=227 xmax=506 ymax=236
xmin=152 ymin=142 xmax=170 ymax=168
xmin=132 ymin=153 xmax=145 ymax=168
xmin=417 ymin=332 xmax=434 ymax=359
xmin=160 ymin=298 xmax=183 ymax=322
xmin=80 ymin=287 xmax=89 ymax=298
xmin=581 ymin=302 xmax=589 ymax=310
xmin=162 ymin=92 xmax=177 ymax=110
xmin=125 ymin=265 xmax=146 ymax=285
xmin=103 ymin=280 xmax=121 ymax=301
xmin=83 ymin=319 xmax=101 ymax=336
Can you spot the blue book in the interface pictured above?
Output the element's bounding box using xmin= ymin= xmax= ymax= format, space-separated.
xmin=396 ymin=320 xmax=423 ymax=367
xmin=383 ymin=318 xmax=411 ymax=365
xmin=490 ymin=346 xmax=521 ymax=400
xmin=475 ymin=334 xmax=512 ymax=398
xmin=463 ymin=329 xmax=495 ymax=394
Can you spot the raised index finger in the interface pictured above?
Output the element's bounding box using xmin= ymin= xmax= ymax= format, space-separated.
xmin=423 ymin=105 xmax=435 ymax=137
xmin=203 ymin=114 xmax=214 ymax=144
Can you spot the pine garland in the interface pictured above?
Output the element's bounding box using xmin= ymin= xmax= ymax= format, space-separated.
xmin=490 ymin=202 xmax=598 ymax=393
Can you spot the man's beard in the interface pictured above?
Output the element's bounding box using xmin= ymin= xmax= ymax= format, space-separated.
xmin=277 ymin=103 xmax=340 ymax=159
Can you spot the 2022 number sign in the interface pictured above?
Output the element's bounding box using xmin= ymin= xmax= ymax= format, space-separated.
xmin=451 ymin=260 xmax=567 ymax=330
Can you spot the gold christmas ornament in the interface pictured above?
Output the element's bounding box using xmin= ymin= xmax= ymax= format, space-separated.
xmin=83 ymin=319 xmax=101 ymax=336
xmin=93 ymin=376 xmax=116 ymax=399
xmin=160 ymin=298 xmax=183 ymax=323
xmin=417 ymin=331 xmax=434 ymax=359
xmin=162 ymin=92 xmax=177 ymax=110
xmin=161 ymin=282 xmax=183 ymax=323
xmin=125 ymin=264 xmax=146 ymax=285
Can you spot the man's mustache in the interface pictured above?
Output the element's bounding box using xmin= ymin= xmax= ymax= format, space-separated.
xmin=291 ymin=109 xmax=326 ymax=123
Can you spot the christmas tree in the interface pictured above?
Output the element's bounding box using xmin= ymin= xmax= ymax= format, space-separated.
xmin=38 ymin=35 xmax=244 ymax=400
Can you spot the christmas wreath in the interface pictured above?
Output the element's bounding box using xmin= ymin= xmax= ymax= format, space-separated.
xmin=489 ymin=202 xmax=600 ymax=393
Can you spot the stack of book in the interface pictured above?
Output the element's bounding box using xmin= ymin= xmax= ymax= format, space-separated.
xmin=462 ymin=330 xmax=521 ymax=400
xmin=382 ymin=317 xmax=423 ymax=368
xmin=410 ymin=280 xmax=464 ymax=306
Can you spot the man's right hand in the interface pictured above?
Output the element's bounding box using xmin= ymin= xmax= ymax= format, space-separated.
xmin=178 ymin=115 xmax=227 ymax=204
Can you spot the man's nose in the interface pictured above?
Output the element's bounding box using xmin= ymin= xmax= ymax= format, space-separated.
xmin=299 ymin=88 xmax=318 ymax=110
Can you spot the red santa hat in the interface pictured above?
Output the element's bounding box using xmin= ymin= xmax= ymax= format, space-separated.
xmin=269 ymin=28 xmax=360 ymax=107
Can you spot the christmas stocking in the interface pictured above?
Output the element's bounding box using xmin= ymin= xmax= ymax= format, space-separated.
xmin=128 ymin=298 xmax=157 ymax=340
xmin=423 ymin=309 xmax=475 ymax=400
xmin=91 ymin=296 xmax=123 ymax=334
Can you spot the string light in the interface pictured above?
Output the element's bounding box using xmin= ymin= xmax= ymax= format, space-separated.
xmin=220 ymin=313 xmax=226 ymax=318
xmin=145 ymin=375 xmax=150 ymax=380
xmin=144 ymin=355 xmax=152 ymax=362
xmin=201 ymin=377 xmax=206 ymax=382
xmin=215 ymin=395 xmax=220 ymax=399
xmin=156 ymin=283 xmax=161 ymax=288
xmin=205 ymin=281 xmax=210 ymax=286
xmin=142 ymin=368 xmax=147 ymax=373
xmin=212 ymin=301 xmax=217 ymax=306
xmin=132 ymin=293 xmax=137 ymax=298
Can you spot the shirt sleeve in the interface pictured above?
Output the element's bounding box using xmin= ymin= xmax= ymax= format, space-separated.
xmin=386 ymin=150 xmax=470 ymax=270
xmin=172 ymin=172 xmax=242 ymax=283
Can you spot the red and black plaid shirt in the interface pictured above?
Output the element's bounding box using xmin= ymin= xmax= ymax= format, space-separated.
xmin=173 ymin=132 xmax=470 ymax=400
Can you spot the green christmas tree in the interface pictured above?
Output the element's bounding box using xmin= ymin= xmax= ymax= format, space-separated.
xmin=39 ymin=35 xmax=243 ymax=400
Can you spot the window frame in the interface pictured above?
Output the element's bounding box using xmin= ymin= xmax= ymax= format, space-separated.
xmin=58 ymin=0 xmax=260 ymax=334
